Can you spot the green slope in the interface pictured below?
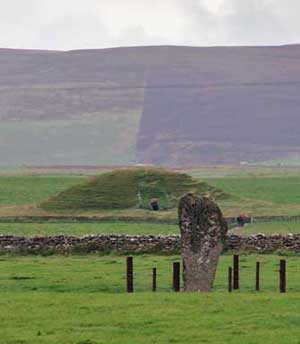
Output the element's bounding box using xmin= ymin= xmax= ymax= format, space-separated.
xmin=41 ymin=168 xmax=229 ymax=211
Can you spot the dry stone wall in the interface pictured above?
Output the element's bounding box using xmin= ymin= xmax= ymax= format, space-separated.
xmin=0 ymin=234 xmax=300 ymax=254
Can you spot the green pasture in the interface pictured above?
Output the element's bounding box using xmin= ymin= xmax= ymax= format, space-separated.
xmin=1 ymin=220 xmax=300 ymax=237
xmin=2 ymin=292 xmax=300 ymax=344
xmin=1 ymin=168 xmax=300 ymax=344
xmin=207 ymin=177 xmax=300 ymax=205
xmin=0 ymin=222 xmax=178 ymax=237
xmin=1 ymin=254 xmax=300 ymax=343
xmin=0 ymin=175 xmax=84 ymax=206
xmin=0 ymin=254 xmax=298 ymax=293
xmin=204 ymin=176 xmax=300 ymax=216
xmin=1 ymin=168 xmax=300 ymax=219
xmin=236 ymin=220 xmax=300 ymax=235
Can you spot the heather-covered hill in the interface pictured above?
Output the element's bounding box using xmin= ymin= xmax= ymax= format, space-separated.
xmin=1 ymin=45 xmax=300 ymax=166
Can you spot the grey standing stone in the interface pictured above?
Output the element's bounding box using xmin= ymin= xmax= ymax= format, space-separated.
xmin=178 ymin=193 xmax=228 ymax=292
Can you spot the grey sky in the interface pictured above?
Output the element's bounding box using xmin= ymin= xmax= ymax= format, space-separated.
xmin=0 ymin=0 xmax=299 ymax=50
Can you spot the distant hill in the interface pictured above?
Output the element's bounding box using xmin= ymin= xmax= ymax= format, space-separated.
xmin=1 ymin=45 xmax=300 ymax=166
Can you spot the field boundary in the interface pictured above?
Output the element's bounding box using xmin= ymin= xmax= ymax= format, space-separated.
xmin=1 ymin=233 xmax=300 ymax=255
xmin=1 ymin=214 xmax=300 ymax=225
xmin=0 ymin=216 xmax=178 ymax=224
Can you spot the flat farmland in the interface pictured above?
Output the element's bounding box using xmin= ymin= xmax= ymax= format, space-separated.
xmin=1 ymin=167 xmax=300 ymax=234
xmin=0 ymin=222 xmax=178 ymax=237
xmin=0 ymin=220 xmax=300 ymax=236
xmin=0 ymin=175 xmax=84 ymax=206
xmin=204 ymin=173 xmax=300 ymax=217
xmin=236 ymin=220 xmax=300 ymax=235
xmin=207 ymin=177 xmax=300 ymax=206
xmin=0 ymin=254 xmax=300 ymax=344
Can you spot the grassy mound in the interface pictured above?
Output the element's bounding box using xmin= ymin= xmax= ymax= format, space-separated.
xmin=41 ymin=168 xmax=229 ymax=211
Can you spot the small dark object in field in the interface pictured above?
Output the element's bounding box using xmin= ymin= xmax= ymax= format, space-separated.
xmin=152 ymin=268 xmax=157 ymax=292
xmin=280 ymin=259 xmax=286 ymax=293
xmin=173 ymin=262 xmax=180 ymax=292
xmin=236 ymin=215 xmax=252 ymax=227
xmin=233 ymin=255 xmax=239 ymax=289
xmin=256 ymin=261 xmax=260 ymax=291
xmin=150 ymin=198 xmax=160 ymax=211
xmin=228 ymin=267 xmax=233 ymax=292
xmin=126 ymin=256 xmax=134 ymax=293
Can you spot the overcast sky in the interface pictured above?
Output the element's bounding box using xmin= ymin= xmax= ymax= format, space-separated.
xmin=0 ymin=0 xmax=299 ymax=50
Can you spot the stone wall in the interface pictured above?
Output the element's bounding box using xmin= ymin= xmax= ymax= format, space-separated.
xmin=1 ymin=234 xmax=300 ymax=254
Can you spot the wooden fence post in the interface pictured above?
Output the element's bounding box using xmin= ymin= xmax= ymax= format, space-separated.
xmin=152 ymin=268 xmax=157 ymax=292
xmin=233 ymin=255 xmax=239 ymax=290
xmin=256 ymin=262 xmax=260 ymax=291
xmin=280 ymin=259 xmax=286 ymax=293
xmin=228 ymin=267 xmax=232 ymax=292
xmin=126 ymin=256 xmax=133 ymax=293
xmin=173 ymin=262 xmax=180 ymax=292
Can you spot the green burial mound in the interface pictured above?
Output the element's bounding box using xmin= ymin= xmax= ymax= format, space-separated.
xmin=41 ymin=168 xmax=229 ymax=211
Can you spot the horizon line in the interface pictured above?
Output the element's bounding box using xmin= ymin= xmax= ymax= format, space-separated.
xmin=1 ymin=42 xmax=300 ymax=53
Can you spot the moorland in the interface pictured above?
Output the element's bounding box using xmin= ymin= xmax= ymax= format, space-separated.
xmin=2 ymin=45 xmax=300 ymax=167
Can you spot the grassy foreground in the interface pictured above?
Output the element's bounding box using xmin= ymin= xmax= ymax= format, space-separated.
xmin=2 ymin=292 xmax=300 ymax=344
xmin=1 ymin=254 xmax=300 ymax=343
xmin=1 ymin=254 xmax=300 ymax=293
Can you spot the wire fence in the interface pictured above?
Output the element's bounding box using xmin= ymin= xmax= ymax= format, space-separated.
xmin=126 ymin=255 xmax=288 ymax=293
xmin=0 ymin=254 xmax=292 ymax=294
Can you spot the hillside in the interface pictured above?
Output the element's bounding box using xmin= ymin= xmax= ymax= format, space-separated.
xmin=41 ymin=168 xmax=228 ymax=211
xmin=1 ymin=45 xmax=300 ymax=166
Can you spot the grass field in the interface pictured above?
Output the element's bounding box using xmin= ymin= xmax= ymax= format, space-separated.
xmin=1 ymin=167 xmax=300 ymax=233
xmin=205 ymin=175 xmax=300 ymax=216
xmin=1 ymin=254 xmax=299 ymax=293
xmin=4 ymin=292 xmax=300 ymax=344
xmin=0 ymin=175 xmax=84 ymax=206
xmin=207 ymin=177 xmax=300 ymax=206
xmin=1 ymin=220 xmax=300 ymax=237
xmin=1 ymin=254 xmax=300 ymax=343
xmin=236 ymin=221 xmax=300 ymax=235
xmin=1 ymin=173 xmax=300 ymax=218
xmin=1 ymin=167 xmax=300 ymax=343
xmin=0 ymin=222 xmax=178 ymax=237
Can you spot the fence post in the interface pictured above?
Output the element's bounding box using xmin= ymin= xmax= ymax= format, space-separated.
xmin=233 ymin=254 xmax=239 ymax=290
xmin=173 ymin=262 xmax=180 ymax=292
xmin=228 ymin=267 xmax=232 ymax=292
xmin=126 ymin=256 xmax=133 ymax=293
xmin=152 ymin=268 xmax=157 ymax=292
xmin=279 ymin=259 xmax=286 ymax=293
xmin=256 ymin=262 xmax=260 ymax=291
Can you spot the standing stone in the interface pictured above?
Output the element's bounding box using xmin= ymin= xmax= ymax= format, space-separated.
xmin=178 ymin=193 xmax=228 ymax=292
